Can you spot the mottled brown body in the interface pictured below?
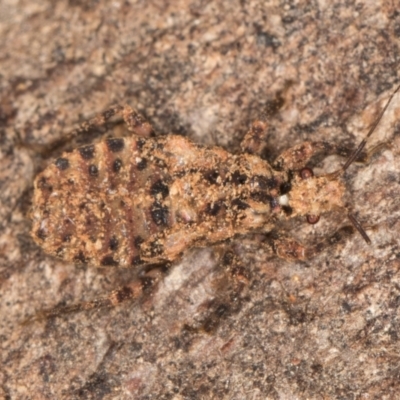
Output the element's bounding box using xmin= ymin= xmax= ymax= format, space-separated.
xmin=34 ymin=84 xmax=400 ymax=270
xmin=27 ymin=87 xmax=398 ymax=323
xmin=31 ymin=104 xmax=348 ymax=268
xmin=31 ymin=133 xmax=297 ymax=267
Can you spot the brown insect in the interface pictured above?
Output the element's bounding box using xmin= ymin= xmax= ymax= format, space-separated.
xmin=28 ymin=85 xmax=399 ymax=321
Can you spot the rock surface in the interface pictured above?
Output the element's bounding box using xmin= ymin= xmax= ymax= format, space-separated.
xmin=1 ymin=1 xmax=400 ymax=399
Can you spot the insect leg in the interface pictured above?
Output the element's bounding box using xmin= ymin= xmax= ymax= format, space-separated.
xmin=183 ymin=246 xmax=251 ymax=334
xmin=120 ymin=104 xmax=154 ymax=137
xmin=272 ymin=141 xmax=367 ymax=171
xmin=240 ymin=119 xmax=270 ymax=156
xmin=21 ymin=265 xmax=167 ymax=324
xmin=357 ymin=142 xmax=392 ymax=165
xmin=67 ymin=104 xmax=153 ymax=141
xmin=265 ymin=226 xmax=355 ymax=260
xmin=241 ymin=81 xmax=293 ymax=156
xmin=31 ymin=104 xmax=154 ymax=156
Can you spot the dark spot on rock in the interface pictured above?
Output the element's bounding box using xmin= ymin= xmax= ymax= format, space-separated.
xmin=255 ymin=30 xmax=281 ymax=50
xmin=231 ymin=265 xmax=248 ymax=280
xmin=79 ymin=145 xmax=95 ymax=160
xmin=150 ymin=201 xmax=169 ymax=226
xmin=222 ymin=251 xmax=234 ymax=265
xmin=215 ymin=303 xmax=229 ymax=318
xmin=75 ymin=372 xmax=113 ymax=399
xmin=137 ymin=158 xmax=147 ymax=171
xmin=341 ymin=301 xmax=352 ymax=313
xmin=112 ymin=158 xmax=122 ymax=173
xmin=115 ymin=286 xmax=133 ymax=303
xmin=88 ymin=164 xmax=98 ymax=176
xmin=264 ymin=95 xmax=285 ymax=117
xmin=134 ymin=236 xmax=144 ymax=249
xmin=232 ymin=198 xmax=249 ymax=210
xmin=204 ymin=169 xmax=220 ymax=185
xmin=140 ymin=276 xmax=155 ymax=292
xmin=101 ymin=255 xmax=118 ymax=266
xmin=54 ymin=157 xmax=70 ymax=170
xmin=74 ymin=251 xmax=87 ymax=264
xmin=251 ymin=123 xmax=264 ymax=135
xmin=150 ymin=179 xmax=169 ymax=198
xmin=106 ymin=138 xmax=125 ymax=152
xmin=38 ymin=354 xmax=56 ymax=383
xmin=109 ymin=236 xmax=119 ymax=251
xmin=36 ymin=228 xmax=46 ymax=240
xmin=202 ymin=303 xmax=230 ymax=333
xmin=231 ymin=171 xmax=247 ymax=185
xmin=328 ymin=229 xmax=347 ymax=245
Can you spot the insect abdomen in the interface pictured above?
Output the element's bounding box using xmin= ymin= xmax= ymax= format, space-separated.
xmin=32 ymin=134 xmax=281 ymax=267
xmin=32 ymin=136 xmax=175 ymax=267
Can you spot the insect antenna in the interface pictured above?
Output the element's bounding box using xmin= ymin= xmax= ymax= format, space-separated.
xmin=342 ymin=84 xmax=400 ymax=172
xmin=329 ymin=84 xmax=400 ymax=244
xmin=347 ymin=213 xmax=371 ymax=244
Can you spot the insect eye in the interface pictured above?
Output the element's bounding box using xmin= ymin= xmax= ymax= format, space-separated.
xmin=306 ymin=214 xmax=320 ymax=224
xmin=300 ymin=167 xmax=314 ymax=179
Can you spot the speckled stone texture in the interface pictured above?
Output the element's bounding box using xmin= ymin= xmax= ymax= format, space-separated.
xmin=1 ymin=1 xmax=400 ymax=399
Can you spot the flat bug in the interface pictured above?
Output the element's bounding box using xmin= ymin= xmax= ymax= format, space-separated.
xmin=27 ymin=85 xmax=399 ymax=321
